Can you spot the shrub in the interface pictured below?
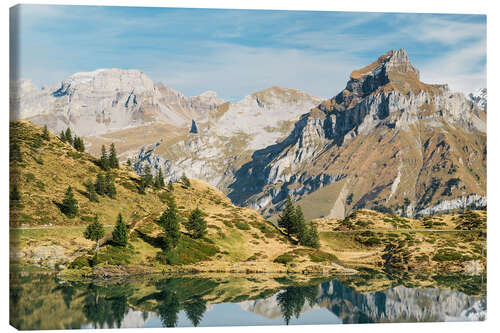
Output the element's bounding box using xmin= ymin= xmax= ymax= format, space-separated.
xmin=273 ymin=254 xmax=294 ymax=265
xmin=69 ymin=256 xmax=91 ymax=269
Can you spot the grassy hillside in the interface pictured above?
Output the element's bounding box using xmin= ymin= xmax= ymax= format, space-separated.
xmin=9 ymin=121 xmax=346 ymax=276
xmin=314 ymin=209 xmax=486 ymax=273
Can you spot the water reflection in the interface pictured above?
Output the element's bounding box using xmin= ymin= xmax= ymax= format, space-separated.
xmin=9 ymin=272 xmax=486 ymax=330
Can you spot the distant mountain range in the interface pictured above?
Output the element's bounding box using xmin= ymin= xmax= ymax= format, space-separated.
xmin=11 ymin=49 xmax=486 ymax=219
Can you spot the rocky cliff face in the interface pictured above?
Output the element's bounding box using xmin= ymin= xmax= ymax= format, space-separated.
xmin=239 ymin=280 xmax=485 ymax=323
xmin=133 ymin=86 xmax=322 ymax=191
xmin=228 ymin=49 xmax=486 ymax=219
xmin=317 ymin=280 xmax=485 ymax=323
xmin=10 ymin=69 xmax=224 ymax=137
xmin=468 ymin=88 xmax=487 ymax=111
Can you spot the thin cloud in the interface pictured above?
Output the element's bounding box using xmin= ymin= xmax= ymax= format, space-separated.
xmin=12 ymin=5 xmax=486 ymax=99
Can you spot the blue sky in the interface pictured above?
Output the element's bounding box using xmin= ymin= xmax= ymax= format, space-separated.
xmin=11 ymin=5 xmax=486 ymax=101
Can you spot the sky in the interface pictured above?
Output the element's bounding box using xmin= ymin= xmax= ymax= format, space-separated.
xmin=10 ymin=5 xmax=486 ymax=101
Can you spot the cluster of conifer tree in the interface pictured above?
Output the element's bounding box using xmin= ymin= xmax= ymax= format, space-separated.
xmin=60 ymin=127 xmax=85 ymax=152
xmin=100 ymin=144 xmax=119 ymax=170
xmin=84 ymin=172 xmax=117 ymax=202
xmin=84 ymin=212 xmax=129 ymax=255
xmin=139 ymin=165 xmax=165 ymax=193
xmin=157 ymin=195 xmax=207 ymax=254
xmin=278 ymin=197 xmax=320 ymax=249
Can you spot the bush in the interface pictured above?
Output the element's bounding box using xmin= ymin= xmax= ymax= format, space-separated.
xmin=69 ymin=256 xmax=91 ymax=269
xmin=156 ymin=236 xmax=219 ymax=265
xmin=308 ymin=250 xmax=338 ymax=263
xmin=273 ymin=254 xmax=294 ymax=265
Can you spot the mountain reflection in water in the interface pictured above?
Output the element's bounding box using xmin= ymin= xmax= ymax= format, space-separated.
xmin=10 ymin=272 xmax=486 ymax=330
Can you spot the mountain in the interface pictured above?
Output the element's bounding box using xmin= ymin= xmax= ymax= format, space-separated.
xmin=133 ymin=86 xmax=322 ymax=191
xmin=227 ymin=49 xmax=486 ymax=219
xmin=10 ymin=69 xmax=224 ymax=138
xmin=468 ymin=88 xmax=487 ymax=111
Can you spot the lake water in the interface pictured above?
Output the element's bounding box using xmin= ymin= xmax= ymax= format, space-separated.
xmin=9 ymin=270 xmax=486 ymax=330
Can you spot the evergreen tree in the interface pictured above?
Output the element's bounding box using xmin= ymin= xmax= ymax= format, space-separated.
xmin=167 ymin=181 xmax=174 ymax=192
xmin=105 ymin=173 xmax=116 ymax=198
xmin=126 ymin=159 xmax=132 ymax=168
xmin=109 ymin=143 xmax=119 ymax=169
xmin=100 ymin=145 xmax=109 ymax=170
xmin=154 ymin=167 xmax=165 ymax=189
xmin=294 ymin=205 xmax=307 ymax=242
xmin=158 ymin=195 xmax=181 ymax=251
xmin=180 ymin=173 xmax=190 ymax=187
xmin=95 ymin=173 xmax=106 ymax=196
xmin=141 ymin=165 xmax=153 ymax=188
xmin=9 ymin=141 xmax=23 ymax=163
xmin=59 ymin=130 xmax=66 ymax=142
xmin=84 ymin=214 xmax=105 ymax=252
xmin=278 ymin=197 xmax=296 ymax=236
xmin=65 ymin=128 xmax=73 ymax=145
xmin=185 ymin=208 xmax=207 ymax=239
xmin=10 ymin=183 xmax=21 ymax=202
xmin=304 ymin=224 xmax=320 ymax=249
xmin=61 ymin=185 xmax=78 ymax=218
xmin=184 ymin=296 xmax=207 ymax=327
xmin=42 ymin=125 xmax=50 ymax=140
xmin=73 ymin=136 xmax=85 ymax=152
xmin=112 ymin=213 xmax=128 ymax=246
xmin=84 ymin=180 xmax=99 ymax=202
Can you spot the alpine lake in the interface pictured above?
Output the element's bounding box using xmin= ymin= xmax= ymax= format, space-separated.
xmin=10 ymin=269 xmax=486 ymax=330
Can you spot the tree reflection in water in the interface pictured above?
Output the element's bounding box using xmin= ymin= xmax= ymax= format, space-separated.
xmin=82 ymin=283 xmax=130 ymax=329
xmin=276 ymin=286 xmax=318 ymax=325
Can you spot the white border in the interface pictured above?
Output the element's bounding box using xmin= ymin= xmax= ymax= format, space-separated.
xmin=2 ymin=1 xmax=498 ymax=333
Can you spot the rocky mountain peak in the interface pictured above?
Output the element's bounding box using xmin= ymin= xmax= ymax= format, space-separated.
xmin=350 ymin=48 xmax=419 ymax=80
xmin=249 ymin=86 xmax=321 ymax=108
xmin=53 ymin=68 xmax=154 ymax=97
xmin=323 ymin=49 xmax=446 ymax=113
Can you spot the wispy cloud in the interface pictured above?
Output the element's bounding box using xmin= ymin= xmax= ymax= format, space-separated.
xmin=11 ymin=5 xmax=486 ymax=100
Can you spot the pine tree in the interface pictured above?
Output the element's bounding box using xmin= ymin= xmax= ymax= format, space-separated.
xmin=112 ymin=213 xmax=128 ymax=246
xmin=42 ymin=125 xmax=50 ymax=140
xmin=167 ymin=181 xmax=174 ymax=192
xmin=158 ymin=195 xmax=181 ymax=251
xmin=305 ymin=224 xmax=320 ymax=249
xmin=185 ymin=208 xmax=207 ymax=239
xmin=95 ymin=173 xmax=106 ymax=196
xmin=61 ymin=185 xmax=78 ymax=218
xmin=59 ymin=130 xmax=66 ymax=142
xmin=154 ymin=167 xmax=165 ymax=189
xmin=126 ymin=159 xmax=132 ymax=168
xmin=84 ymin=214 xmax=105 ymax=252
xmin=294 ymin=205 xmax=307 ymax=242
xmin=65 ymin=128 xmax=73 ymax=145
xmin=10 ymin=141 xmax=23 ymax=163
xmin=10 ymin=183 xmax=21 ymax=202
xmin=105 ymin=173 xmax=116 ymax=198
xmin=141 ymin=165 xmax=153 ymax=188
xmin=100 ymin=145 xmax=109 ymax=170
xmin=278 ymin=196 xmax=296 ymax=236
xmin=84 ymin=180 xmax=99 ymax=202
xmin=109 ymin=143 xmax=119 ymax=169
xmin=73 ymin=136 xmax=85 ymax=152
